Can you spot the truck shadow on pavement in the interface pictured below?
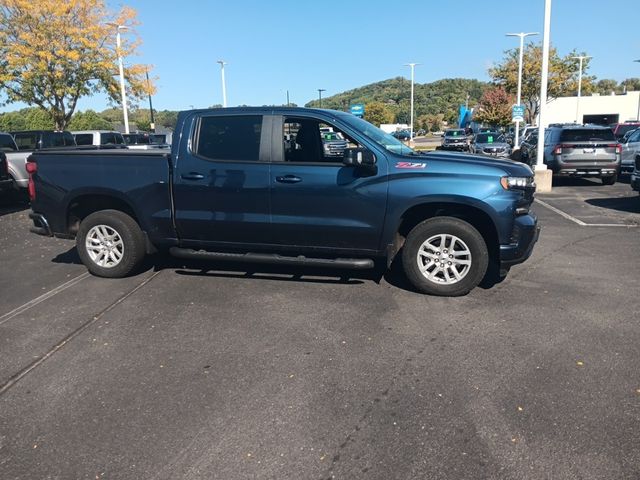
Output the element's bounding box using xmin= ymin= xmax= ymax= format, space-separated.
xmin=51 ymin=247 xmax=507 ymax=293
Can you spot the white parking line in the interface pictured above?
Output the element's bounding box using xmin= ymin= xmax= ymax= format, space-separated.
xmin=0 ymin=272 xmax=91 ymax=326
xmin=534 ymin=199 xmax=639 ymax=228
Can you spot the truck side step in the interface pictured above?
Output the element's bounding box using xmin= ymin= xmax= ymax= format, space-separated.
xmin=169 ymin=247 xmax=375 ymax=270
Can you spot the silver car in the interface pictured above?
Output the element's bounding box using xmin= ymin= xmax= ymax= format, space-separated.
xmin=470 ymin=132 xmax=511 ymax=158
xmin=620 ymin=128 xmax=640 ymax=174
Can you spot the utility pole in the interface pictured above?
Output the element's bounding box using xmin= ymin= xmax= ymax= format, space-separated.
xmin=571 ymin=55 xmax=591 ymax=123
xmin=286 ymin=90 xmax=290 ymax=107
xmin=506 ymin=32 xmax=538 ymax=149
xmin=217 ymin=60 xmax=227 ymax=107
xmin=318 ymin=89 xmax=326 ymax=108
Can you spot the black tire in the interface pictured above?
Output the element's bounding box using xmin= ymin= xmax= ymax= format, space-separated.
xmin=401 ymin=217 xmax=489 ymax=296
xmin=601 ymin=174 xmax=617 ymax=185
xmin=76 ymin=209 xmax=146 ymax=278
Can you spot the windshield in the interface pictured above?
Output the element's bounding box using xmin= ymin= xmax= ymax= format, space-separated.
xmin=0 ymin=134 xmax=17 ymax=151
xmin=475 ymin=133 xmax=504 ymax=143
xmin=560 ymin=129 xmax=615 ymax=142
xmin=339 ymin=115 xmax=415 ymax=155
xmin=445 ymin=130 xmax=465 ymax=137
xmin=322 ymin=132 xmax=342 ymax=141
xmin=615 ymin=124 xmax=639 ymax=138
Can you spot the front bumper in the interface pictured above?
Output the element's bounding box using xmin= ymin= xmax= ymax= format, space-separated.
xmin=499 ymin=213 xmax=540 ymax=272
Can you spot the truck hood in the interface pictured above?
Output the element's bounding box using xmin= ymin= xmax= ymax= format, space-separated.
xmin=418 ymin=151 xmax=533 ymax=177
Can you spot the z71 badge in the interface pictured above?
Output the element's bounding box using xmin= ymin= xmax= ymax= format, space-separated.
xmin=396 ymin=162 xmax=427 ymax=169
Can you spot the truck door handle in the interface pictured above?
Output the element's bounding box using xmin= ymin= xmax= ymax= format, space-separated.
xmin=275 ymin=175 xmax=302 ymax=184
xmin=181 ymin=172 xmax=205 ymax=181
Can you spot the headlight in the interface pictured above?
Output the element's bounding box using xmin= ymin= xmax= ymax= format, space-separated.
xmin=500 ymin=176 xmax=535 ymax=190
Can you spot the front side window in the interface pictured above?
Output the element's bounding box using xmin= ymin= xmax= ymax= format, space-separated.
xmin=196 ymin=115 xmax=262 ymax=162
xmin=283 ymin=118 xmax=359 ymax=163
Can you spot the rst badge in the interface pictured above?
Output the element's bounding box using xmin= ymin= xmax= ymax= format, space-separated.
xmin=396 ymin=162 xmax=427 ymax=169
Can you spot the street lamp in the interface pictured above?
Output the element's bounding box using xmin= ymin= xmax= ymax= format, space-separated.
xmin=506 ymin=32 xmax=538 ymax=149
xmin=634 ymin=60 xmax=640 ymax=120
xmin=107 ymin=23 xmax=130 ymax=134
xmin=534 ymin=0 xmax=552 ymax=193
xmin=145 ymin=68 xmax=155 ymax=132
xmin=318 ymin=89 xmax=326 ymax=107
xmin=571 ymin=55 xmax=591 ymax=123
xmin=404 ymin=63 xmax=420 ymax=143
xmin=217 ymin=60 xmax=227 ymax=107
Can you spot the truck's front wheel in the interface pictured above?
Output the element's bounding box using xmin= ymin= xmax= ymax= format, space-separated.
xmin=76 ymin=210 xmax=146 ymax=278
xmin=402 ymin=217 xmax=488 ymax=296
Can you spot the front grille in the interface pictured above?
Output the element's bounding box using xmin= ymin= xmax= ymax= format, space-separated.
xmin=483 ymin=147 xmax=505 ymax=153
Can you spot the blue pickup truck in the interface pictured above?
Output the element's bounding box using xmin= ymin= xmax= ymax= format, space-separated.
xmin=28 ymin=108 xmax=539 ymax=296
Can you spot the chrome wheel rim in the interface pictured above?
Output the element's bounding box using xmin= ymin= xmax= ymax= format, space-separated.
xmin=85 ymin=225 xmax=124 ymax=268
xmin=416 ymin=234 xmax=472 ymax=285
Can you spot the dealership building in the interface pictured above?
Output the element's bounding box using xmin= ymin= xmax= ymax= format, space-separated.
xmin=544 ymin=90 xmax=640 ymax=126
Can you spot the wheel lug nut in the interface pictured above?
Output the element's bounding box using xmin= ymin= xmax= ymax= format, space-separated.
xmin=449 ymin=254 xmax=453 ymax=258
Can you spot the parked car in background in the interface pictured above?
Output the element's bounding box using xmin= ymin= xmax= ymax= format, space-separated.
xmin=611 ymin=122 xmax=640 ymax=142
xmin=620 ymin=128 xmax=640 ymax=174
xmin=321 ymin=130 xmax=348 ymax=157
xmin=631 ymin=154 xmax=640 ymax=194
xmin=469 ymin=132 xmax=511 ymax=158
xmin=7 ymin=130 xmax=76 ymax=190
xmin=440 ymin=128 xmax=468 ymax=151
xmin=0 ymin=151 xmax=12 ymax=195
xmin=72 ymin=130 xmax=127 ymax=148
xmin=123 ymin=132 xmax=170 ymax=150
xmin=392 ymin=129 xmax=411 ymax=140
xmin=522 ymin=125 xmax=620 ymax=184
xmin=516 ymin=130 xmax=540 ymax=165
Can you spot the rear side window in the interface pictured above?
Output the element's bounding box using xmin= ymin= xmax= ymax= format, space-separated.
xmin=100 ymin=132 xmax=122 ymax=145
xmin=560 ymin=129 xmax=615 ymax=142
xmin=75 ymin=134 xmax=93 ymax=145
xmin=14 ymin=133 xmax=37 ymax=150
xmin=196 ymin=115 xmax=262 ymax=162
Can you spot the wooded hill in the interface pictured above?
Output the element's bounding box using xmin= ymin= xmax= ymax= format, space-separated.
xmin=305 ymin=77 xmax=491 ymax=124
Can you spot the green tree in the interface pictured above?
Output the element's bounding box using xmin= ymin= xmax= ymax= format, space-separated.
xmin=596 ymin=79 xmax=621 ymax=95
xmin=68 ymin=110 xmax=113 ymax=130
xmin=363 ymin=101 xmax=395 ymax=126
xmin=0 ymin=0 xmax=154 ymax=130
xmin=621 ymin=78 xmax=640 ymax=92
xmin=473 ymin=87 xmax=513 ymax=127
xmin=489 ymin=43 xmax=594 ymax=124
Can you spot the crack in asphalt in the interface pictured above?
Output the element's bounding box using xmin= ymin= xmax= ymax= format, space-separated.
xmin=0 ymin=270 xmax=163 ymax=396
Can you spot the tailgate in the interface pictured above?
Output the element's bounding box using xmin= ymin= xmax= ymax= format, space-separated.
xmin=559 ymin=142 xmax=617 ymax=164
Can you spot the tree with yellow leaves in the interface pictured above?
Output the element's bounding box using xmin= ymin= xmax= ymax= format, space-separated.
xmin=0 ymin=0 xmax=154 ymax=130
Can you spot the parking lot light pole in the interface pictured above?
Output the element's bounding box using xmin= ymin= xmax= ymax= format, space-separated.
xmin=571 ymin=55 xmax=591 ymax=123
xmin=534 ymin=0 xmax=553 ymax=193
xmin=634 ymin=60 xmax=640 ymax=120
xmin=107 ymin=23 xmax=130 ymax=134
xmin=145 ymin=69 xmax=155 ymax=133
xmin=318 ymin=89 xmax=326 ymax=108
xmin=404 ymin=63 xmax=420 ymax=143
xmin=217 ymin=60 xmax=228 ymax=107
xmin=506 ymin=32 xmax=538 ymax=149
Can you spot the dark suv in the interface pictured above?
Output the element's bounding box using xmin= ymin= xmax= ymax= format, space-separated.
xmin=10 ymin=130 xmax=76 ymax=151
xmin=524 ymin=125 xmax=620 ymax=185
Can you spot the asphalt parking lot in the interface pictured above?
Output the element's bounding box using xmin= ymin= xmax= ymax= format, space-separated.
xmin=1 ymin=180 xmax=639 ymax=480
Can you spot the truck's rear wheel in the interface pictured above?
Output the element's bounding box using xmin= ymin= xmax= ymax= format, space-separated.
xmin=76 ymin=210 xmax=145 ymax=278
xmin=401 ymin=217 xmax=488 ymax=296
xmin=601 ymin=174 xmax=617 ymax=185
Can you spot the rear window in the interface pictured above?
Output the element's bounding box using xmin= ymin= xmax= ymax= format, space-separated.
xmin=41 ymin=132 xmax=75 ymax=148
xmin=615 ymin=124 xmax=640 ymax=137
xmin=0 ymin=134 xmax=17 ymax=151
xmin=195 ymin=115 xmax=262 ymax=162
xmin=14 ymin=133 xmax=37 ymax=150
xmin=100 ymin=132 xmax=125 ymax=145
xmin=559 ymin=129 xmax=615 ymax=142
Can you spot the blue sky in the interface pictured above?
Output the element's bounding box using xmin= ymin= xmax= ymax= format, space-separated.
xmin=5 ymin=0 xmax=640 ymax=113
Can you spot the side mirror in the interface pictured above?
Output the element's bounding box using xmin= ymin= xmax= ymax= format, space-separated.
xmin=343 ymin=147 xmax=376 ymax=167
